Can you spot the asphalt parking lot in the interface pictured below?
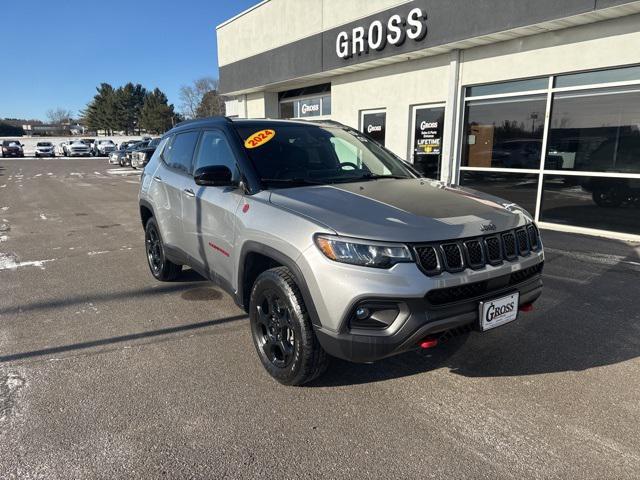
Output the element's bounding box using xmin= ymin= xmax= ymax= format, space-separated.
xmin=1 ymin=158 xmax=639 ymax=479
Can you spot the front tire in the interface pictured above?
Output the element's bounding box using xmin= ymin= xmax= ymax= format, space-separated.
xmin=249 ymin=267 xmax=329 ymax=386
xmin=144 ymin=217 xmax=181 ymax=281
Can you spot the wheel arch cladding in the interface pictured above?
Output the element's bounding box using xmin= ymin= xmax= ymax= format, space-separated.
xmin=238 ymin=242 xmax=322 ymax=327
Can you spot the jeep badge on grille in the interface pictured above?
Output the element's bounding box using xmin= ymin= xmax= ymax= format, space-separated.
xmin=480 ymin=223 xmax=497 ymax=232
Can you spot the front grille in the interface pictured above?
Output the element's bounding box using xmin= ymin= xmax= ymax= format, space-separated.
xmin=464 ymin=240 xmax=484 ymax=269
xmin=509 ymin=262 xmax=544 ymax=285
xmin=415 ymin=246 xmax=439 ymax=273
xmin=527 ymin=224 xmax=540 ymax=251
xmin=426 ymin=281 xmax=489 ymax=305
xmin=441 ymin=244 xmax=463 ymax=270
xmin=516 ymin=229 xmax=530 ymax=256
xmin=414 ymin=224 xmax=541 ymax=276
xmin=485 ymin=236 xmax=503 ymax=265
xmin=502 ymin=232 xmax=517 ymax=260
xmin=426 ymin=261 xmax=544 ymax=306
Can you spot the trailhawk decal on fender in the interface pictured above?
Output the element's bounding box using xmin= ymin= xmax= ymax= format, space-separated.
xmin=244 ymin=129 xmax=275 ymax=149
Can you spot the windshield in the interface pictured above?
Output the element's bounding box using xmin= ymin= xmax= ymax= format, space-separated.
xmin=149 ymin=138 xmax=160 ymax=147
xmin=235 ymin=124 xmax=415 ymax=187
xmin=37 ymin=142 xmax=52 ymax=147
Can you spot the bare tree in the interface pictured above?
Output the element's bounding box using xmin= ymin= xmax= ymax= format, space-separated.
xmin=46 ymin=108 xmax=74 ymax=125
xmin=179 ymin=77 xmax=220 ymax=119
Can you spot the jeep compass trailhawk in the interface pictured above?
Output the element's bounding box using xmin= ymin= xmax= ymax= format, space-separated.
xmin=139 ymin=118 xmax=544 ymax=385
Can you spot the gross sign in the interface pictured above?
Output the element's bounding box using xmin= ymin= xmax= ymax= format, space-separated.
xmin=336 ymin=7 xmax=428 ymax=59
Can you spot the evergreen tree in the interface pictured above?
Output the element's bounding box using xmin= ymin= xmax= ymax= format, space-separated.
xmin=85 ymin=83 xmax=118 ymax=134
xmin=139 ymin=88 xmax=176 ymax=134
xmin=115 ymin=83 xmax=147 ymax=134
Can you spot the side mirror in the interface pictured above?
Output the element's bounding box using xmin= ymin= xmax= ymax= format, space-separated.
xmin=194 ymin=165 xmax=235 ymax=187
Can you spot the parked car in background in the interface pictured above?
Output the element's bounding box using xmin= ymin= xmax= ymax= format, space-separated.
xmin=110 ymin=141 xmax=143 ymax=166
xmin=1 ymin=140 xmax=24 ymax=158
xmin=81 ymin=139 xmax=95 ymax=150
xmin=66 ymin=140 xmax=92 ymax=157
xmin=93 ymin=139 xmax=117 ymax=157
xmin=119 ymin=140 xmax=139 ymax=150
xmin=34 ymin=141 xmax=55 ymax=157
xmin=131 ymin=138 xmax=160 ymax=169
xmin=56 ymin=142 xmax=67 ymax=156
xmin=123 ymin=141 xmax=150 ymax=167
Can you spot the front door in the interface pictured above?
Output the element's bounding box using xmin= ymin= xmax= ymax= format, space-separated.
xmin=411 ymin=105 xmax=445 ymax=179
xmin=182 ymin=129 xmax=243 ymax=284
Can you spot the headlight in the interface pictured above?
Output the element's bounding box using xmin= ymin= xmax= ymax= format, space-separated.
xmin=314 ymin=234 xmax=413 ymax=268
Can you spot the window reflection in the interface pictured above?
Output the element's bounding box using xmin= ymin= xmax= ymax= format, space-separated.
xmin=459 ymin=171 xmax=539 ymax=215
xmin=540 ymin=175 xmax=640 ymax=235
xmin=462 ymin=95 xmax=546 ymax=169
xmin=546 ymin=87 xmax=640 ymax=173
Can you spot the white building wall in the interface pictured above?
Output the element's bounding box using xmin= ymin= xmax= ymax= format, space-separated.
xmin=331 ymin=54 xmax=451 ymax=158
xmin=459 ymin=14 xmax=640 ymax=86
xmin=217 ymin=0 xmax=407 ymax=67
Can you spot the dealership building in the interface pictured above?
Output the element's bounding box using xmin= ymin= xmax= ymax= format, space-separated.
xmin=217 ymin=0 xmax=640 ymax=241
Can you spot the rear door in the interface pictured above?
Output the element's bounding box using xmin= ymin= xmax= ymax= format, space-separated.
xmin=182 ymin=129 xmax=243 ymax=284
xmin=149 ymin=130 xmax=200 ymax=251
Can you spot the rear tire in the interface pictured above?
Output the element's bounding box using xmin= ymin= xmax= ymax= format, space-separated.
xmin=144 ymin=217 xmax=181 ymax=281
xmin=249 ymin=267 xmax=329 ymax=386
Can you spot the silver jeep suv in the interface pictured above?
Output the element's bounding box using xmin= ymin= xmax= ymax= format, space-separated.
xmin=139 ymin=118 xmax=544 ymax=385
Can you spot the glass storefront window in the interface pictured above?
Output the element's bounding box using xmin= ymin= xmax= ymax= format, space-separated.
xmin=321 ymin=95 xmax=332 ymax=116
xmin=298 ymin=98 xmax=322 ymax=118
xmin=279 ymin=95 xmax=331 ymax=120
xmin=540 ymin=175 xmax=640 ymax=235
xmin=466 ymin=78 xmax=548 ymax=97
xmin=280 ymin=102 xmax=294 ymax=119
xmin=546 ymin=87 xmax=640 ymax=173
xmin=461 ymin=95 xmax=547 ymax=169
xmin=555 ymin=64 xmax=640 ymax=88
xmin=459 ymin=171 xmax=539 ymax=215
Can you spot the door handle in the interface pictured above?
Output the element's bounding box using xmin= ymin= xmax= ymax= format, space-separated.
xmin=183 ymin=188 xmax=195 ymax=198
xmin=153 ymin=175 xmax=162 ymax=183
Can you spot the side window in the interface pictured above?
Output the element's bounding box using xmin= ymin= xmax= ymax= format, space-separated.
xmin=162 ymin=131 xmax=200 ymax=174
xmin=151 ymin=136 xmax=171 ymax=164
xmin=193 ymin=130 xmax=239 ymax=180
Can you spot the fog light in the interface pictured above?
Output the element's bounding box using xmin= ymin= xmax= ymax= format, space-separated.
xmin=350 ymin=302 xmax=401 ymax=330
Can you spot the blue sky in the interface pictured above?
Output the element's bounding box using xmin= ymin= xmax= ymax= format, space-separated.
xmin=0 ymin=0 xmax=258 ymax=121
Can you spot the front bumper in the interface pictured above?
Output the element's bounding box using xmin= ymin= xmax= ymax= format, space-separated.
xmin=315 ymin=269 xmax=543 ymax=363
xmin=299 ymin=238 xmax=545 ymax=363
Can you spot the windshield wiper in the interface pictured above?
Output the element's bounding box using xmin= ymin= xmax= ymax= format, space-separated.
xmin=261 ymin=178 xmax=326 ymax=186
xmin=360 ymin=173 xmax=411 ymax=180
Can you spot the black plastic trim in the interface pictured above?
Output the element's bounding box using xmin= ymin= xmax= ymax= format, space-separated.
xmin=238 ymin=241 xmax=322 ymax=327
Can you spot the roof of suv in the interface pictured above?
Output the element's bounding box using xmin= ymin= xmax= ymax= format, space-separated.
xmin=170 ymin=117 xmax=347 ymax=134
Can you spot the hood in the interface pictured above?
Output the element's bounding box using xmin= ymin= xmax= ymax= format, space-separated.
xmin=268 ymin=178 xmax=530 ymax=243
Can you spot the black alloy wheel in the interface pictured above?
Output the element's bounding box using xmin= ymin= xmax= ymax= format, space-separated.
xmin=254 ymin=289 xmax=296 ymax=369
xmin=146 ymin=224 xmax=163 ymax=277
xmin=249 ymin=267 xmax=329 ymax=386
xmin=144 ymin=218 xmax=181 ymax=281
